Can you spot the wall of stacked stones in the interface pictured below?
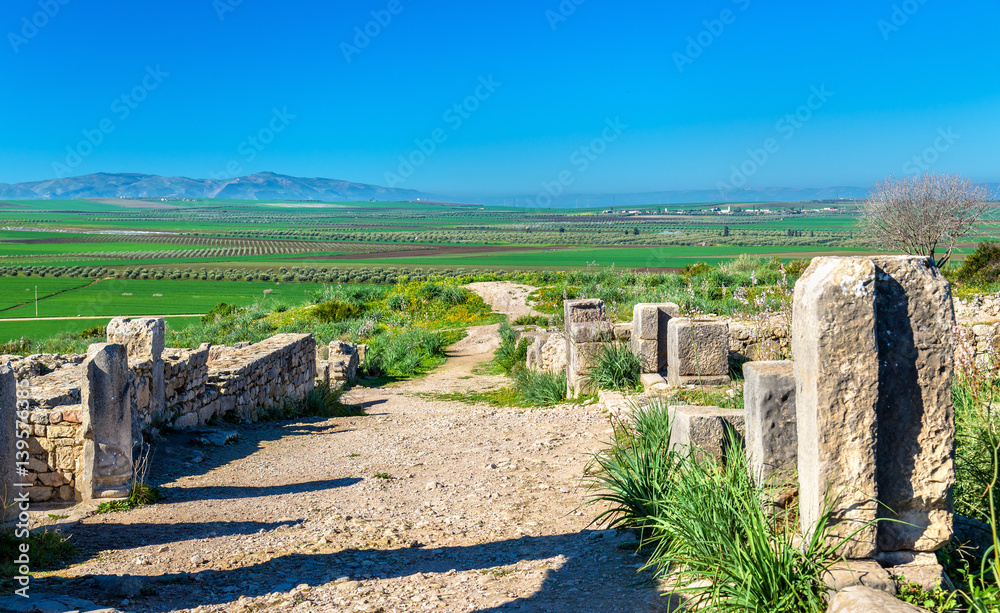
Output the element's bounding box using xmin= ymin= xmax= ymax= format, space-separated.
xmin=2 ymin=325 xmax=317 ymax=502
xmin=207 ymin=333 xmax=316 ymax=423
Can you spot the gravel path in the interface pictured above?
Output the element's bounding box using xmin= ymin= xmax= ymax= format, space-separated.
xmin=26 ymin=324 xmax=671 ymax=613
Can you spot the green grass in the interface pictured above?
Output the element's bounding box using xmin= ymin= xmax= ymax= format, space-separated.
xmin=0 ymin=316 xmax=201 ymax=345
xmin=0 ymin=528 xmax=76 ymax=589
xmin=0 ymin=277 xmax=93 ymax=311
xmin=0 ymin=279 xmax=335 ymax=320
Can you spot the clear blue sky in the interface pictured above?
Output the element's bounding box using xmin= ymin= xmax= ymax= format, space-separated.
xmin=2 ymin=0 xmax=998 ymax=196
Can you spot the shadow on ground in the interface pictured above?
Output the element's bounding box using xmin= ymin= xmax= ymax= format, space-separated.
xmin=32 ymin=532 xmax=674 ymax=613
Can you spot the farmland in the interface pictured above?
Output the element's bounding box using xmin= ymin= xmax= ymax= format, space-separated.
xmin=0 ymin=196 xmax=994 ymax=344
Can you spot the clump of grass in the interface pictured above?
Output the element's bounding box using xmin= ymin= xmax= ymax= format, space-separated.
xmin=0 ymin=527 xmax=76 ymax=589
xmin=372 ymin=473 xmax=391 ymax=480
xmin=513 ymin=369 xmax=567 ymax=406
xmin=95 ymin=445 xmax=162 ymax=514
xmin=512 ymin=314 xmax=551 ymax=327
xmin=585 ymin=400 xmax=676 ymax=537
xmin=493 ymin=322 xmax=530 ymax=375
xmin=585 ymin=342 xmax=640 ymax=392
xmin=587 ymin=399 xmax=851 ymax=612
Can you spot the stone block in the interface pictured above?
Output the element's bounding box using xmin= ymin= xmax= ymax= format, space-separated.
xmin=666 ymin=318 xmax=729 ymax=385
xmin=631 ymin=302 xmax=679 ymax=340
xmin=0 ymin=363 xmax=15 ymax=519
xmin=669 ymin=374 xmax=731 ymax=386
xmin=564 ymin=298 xmax=607 ymax=324
xmin=107 ymin=317 xmax=164 ymax=363
xmin=80 ymin=343 xmax=133 ymax=500
xmin=613 ymin=322 xmax=631 ymax=342
xmin=743 ymin=360 xmax=797 ymax=485
xmin=872 ymin=256 xmax=955 ymax=552
xmin=568 ymin=322 xmax=614 ymax=344
xmin=173 ymin=412 xmax=198 ymax=429
xmin=633 ymin=338 xmax=659 ymax=374
xmin=640 ymin=373 xmax=668 ymax=393
xmin=827 ymin=586 xmax=922 ymax=613
xmin=793 ymin=257 xmax=880 ymax=559
xmin=823 ymin=559 xmax=897 ymax=595
xmin=668 ymin=405 xmax=745 ymax=460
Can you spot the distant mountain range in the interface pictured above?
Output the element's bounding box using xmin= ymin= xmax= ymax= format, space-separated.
xmin=0 ymin=172 xmax=428 ymax=203
xmin=5 ymin=171 xmax=991 ymax=207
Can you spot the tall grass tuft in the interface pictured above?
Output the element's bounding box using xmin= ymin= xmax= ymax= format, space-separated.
xmin=494 ymin=322 xmax=529 ymax=375
xmin=513 ymin=369 xmax=567 ymax=405
xmin=585 ymin=400 xmax=676 ymax=536
xmin=586 ymin=342 xmax=641 ymax=391
xmin=587 ymin=399 xmax=847 ymax=612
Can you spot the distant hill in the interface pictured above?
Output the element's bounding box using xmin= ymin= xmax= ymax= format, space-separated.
xmin=4 ymin=171 xmax=992 ymax=207
xmin=0 ymin=172 xmax=431 ymax=202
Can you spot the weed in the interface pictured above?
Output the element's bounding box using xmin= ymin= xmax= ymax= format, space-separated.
xmin=0 ymin=528 xmax=76 ymax=588
xmin=95 ymin=444 xmax=162 ymax=514
xmin=373 ymin=473 xmax=391 ymax=480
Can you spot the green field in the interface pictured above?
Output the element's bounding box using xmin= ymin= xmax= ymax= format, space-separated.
xmin=0 ymin=316 xmax=201 ymax=345
xmin=0 ymin=277 xmax=93 ymax=311
xmin=0 ymin=279 xmax=328 ymax=320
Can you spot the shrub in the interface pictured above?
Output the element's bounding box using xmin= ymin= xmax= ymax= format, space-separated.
xmin=494 ymin=322 xmax=529 ymax=375
xmin=956 ymin=241 xmax=1000 ymax=283
xmin=586 ymin=342 xmax=641 ymax=391
xmin=313 ymin=301 xmax=364 ymax=323
xmin=513 ymin=314 xmax=551 ymax=327
xmin=201 ymin=302 xmax=238 ymax=324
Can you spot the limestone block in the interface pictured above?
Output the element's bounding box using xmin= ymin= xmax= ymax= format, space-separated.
xmin=823 ymin=560 xmax=897 ymax=595
xmin=827 ymin=586 xmax=923 ymax=613
xmin=613 ymin=322 xmax=631 ymax=342
xmin=666 ymin=318 xmax=730 ymax=385
xmin=568 ymin=322 xmax=614 ymax=344
xmin=173 ymin=412 xmax=198 ymax=429
xmin=743 ymin=360 xmax=797 ymax=485
xmin=631 ymin=302 xmax=680 ymax=340
xmin=564 ymin=298 xmax=607 ymax=324
xmin=872 ymin=256 xmax=955 ymax=552
xmin=793 ymin=257 xmax=879 ymax=558
xmin=80 ymin=343 xmax=132 ymax=500
xmin=640 ymin=373 xmax=668 ymax=393
xmin=106 ymin=317 xmax=164 ymax=363
xmin=633 ymin=338 xmax=659 ymax=373
xmin=0 ymin=363 xmax=15 ymax=519
xmin=668 ymin=405 xmax=745 ymax=460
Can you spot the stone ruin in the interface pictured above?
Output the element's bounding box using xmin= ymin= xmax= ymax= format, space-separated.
xmin=317 ymin=341 xmax=364 ymax=389
xmin=1 ymin=317 xmax=320 ymax=503
xmin=735 ymin=255 xmax=956 ymax=590
xmin=563 ymin=299 xmax=615 ymax=397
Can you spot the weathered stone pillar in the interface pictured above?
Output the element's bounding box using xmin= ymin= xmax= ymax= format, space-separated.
xmin=872 ymin=256 xmax=955 ymax=552
xmin=564 ymin=299 xmax=613 ymax=397
xmin=743 ymin=360 xmax=797 ymax=485
xmin=1 ymin=363 xmax=15 ymax=519
xmin=666 ymin=318 xmax=731 ymax=386
xmin=793 ymin=257 xmax=880 ymax=558
xmin=107 ymin=317 xmax=165 ymax=428
xmin=80 ymin=344 xmax=132 ymax=500
xmin=631 ymin=302 xmax=680 ymax=373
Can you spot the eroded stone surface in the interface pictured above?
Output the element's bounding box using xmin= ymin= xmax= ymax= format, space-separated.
xmin=793 ymin=257 xmax=880 ymax=558
xmin=80 ymin=343 xmax=132 ymax=500
xmin=666 ymin=318 xmax=729 ymax=385
xmin=743 ymin=360 xmax=797 ymax=485
xmin=872 ymin=256 xmax=955 ymax=552
xmin=1 ymin=362 xmax=15 ymax=518
xmin=668 ymin=405 xmax=744 ymax=460
xmin=827 ymin=585 xmax=923 ymax=613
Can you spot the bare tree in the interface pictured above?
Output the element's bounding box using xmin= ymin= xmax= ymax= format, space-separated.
xmin=861 ymin=173 xmax=994 ymax=267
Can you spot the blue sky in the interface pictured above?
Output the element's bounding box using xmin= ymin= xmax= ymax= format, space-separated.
xmin=1 ymin=0 xmax=998 ymax=195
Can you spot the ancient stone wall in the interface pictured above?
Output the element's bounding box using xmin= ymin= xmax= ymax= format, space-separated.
xmin=162 ymin=345 xmax=212 ymax=429
xmin=9 ymin=329 xmax=317 ymax=502
xmin=525 ymin=331 xmax=568 ymax=375
xmin=208 ymin=333 xmax=316 ymax=423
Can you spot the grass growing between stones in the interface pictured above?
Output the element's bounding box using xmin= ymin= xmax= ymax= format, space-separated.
xmin=585 ymin=342 xmax=641 ymax=392
xmin=95 ymin=445 xmax=163 ymax=514
xmin=586 ymin=399 xmax=847 ymax=612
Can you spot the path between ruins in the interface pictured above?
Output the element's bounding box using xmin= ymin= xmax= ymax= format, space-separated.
xmin=26 ymin=302 xmax=671 ymax=612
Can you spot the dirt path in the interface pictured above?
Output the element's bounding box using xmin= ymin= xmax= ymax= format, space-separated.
xmin=465 ymin=282 xmax=543 ymax=320
xmin=25 ymin=324 xmax=669 ymax=613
